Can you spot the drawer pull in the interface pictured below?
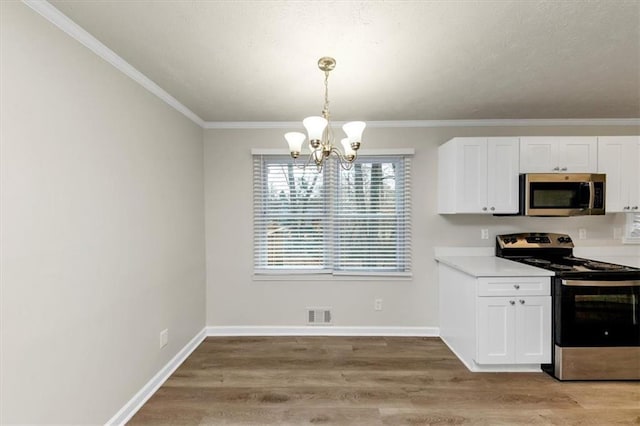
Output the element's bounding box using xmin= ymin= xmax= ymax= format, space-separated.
xmin=509 ymin=300 xmax=515 ymax=305
xmin=519 ymin=299 xmax=525 ymax=305
xmin=513 ymin=284 xmax=520 ymax=290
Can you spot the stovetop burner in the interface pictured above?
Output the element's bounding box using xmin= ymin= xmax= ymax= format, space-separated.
xmin=582 ymin=261 xmax=628 ymax=271
xmin=548 ymin=263 xmax=574 ymax=271
xmin=522 ymin=258 xmax=551 ymax=266
xmin=495 ymin=232 xmax=640 ymax=278
xmin=514 ymin=255 xmax=637 ymax=274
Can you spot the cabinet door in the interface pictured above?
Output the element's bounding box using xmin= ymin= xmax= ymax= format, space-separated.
xmin=476 ymin=297 xmax=515 ymax=364
xmin=598 ymin=137 xmax=630 ymax=212
xmin=558 ymin=137 xmax=598 ymax=173
xmin=598 ymin=136 xmax=640 ymax=212
xmin=487 ymin=138 xmax=520 ymax=213
xmin=454 ymin=138 xmax=488 ymax=213
xmin=519 ymin=137 xmax=559 ymax=173
xmin=630 ymin=138 xmax=640 ymax=211
xmin=514 ymin=296 xmax=551 ymax=364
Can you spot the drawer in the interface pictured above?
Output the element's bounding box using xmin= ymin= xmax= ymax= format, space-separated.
xmin=477 ymin=276 xmax=550 ymax=296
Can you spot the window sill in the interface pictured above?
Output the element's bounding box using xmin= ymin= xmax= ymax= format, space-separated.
xmin=252 ymin=273 xmax=412 ymax=282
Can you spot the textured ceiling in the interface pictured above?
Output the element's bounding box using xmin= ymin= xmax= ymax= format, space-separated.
xmin=49 ymin=0 xmax=640 ymax=122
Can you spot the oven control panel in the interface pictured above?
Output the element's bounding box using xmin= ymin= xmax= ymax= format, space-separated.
xmin=497 ymin=232 xmax=574 ymax=249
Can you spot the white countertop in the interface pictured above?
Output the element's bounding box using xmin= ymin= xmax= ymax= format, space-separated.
xmin=434 ymin=245 xmax=640 ymax=277
xmin=435 ymin=255 xmax=555 ymax=278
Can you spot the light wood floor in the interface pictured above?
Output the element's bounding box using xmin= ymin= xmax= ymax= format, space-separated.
xmin=129 ymin=336 xmax=640 ymax=425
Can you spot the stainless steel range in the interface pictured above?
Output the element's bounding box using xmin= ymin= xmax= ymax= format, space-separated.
xmin=496 ymin=232 xmax=640 ymax=381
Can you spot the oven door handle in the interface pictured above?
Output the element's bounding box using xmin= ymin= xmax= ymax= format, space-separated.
xmin=562 ymin=279 xmax=640 ymax=287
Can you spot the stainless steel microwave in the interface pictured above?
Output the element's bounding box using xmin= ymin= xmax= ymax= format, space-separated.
xmin=520 ymin=173 xmax=606 ymax=216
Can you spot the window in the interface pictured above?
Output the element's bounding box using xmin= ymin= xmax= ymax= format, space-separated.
xmin=624 ymin=213 xmax=640 ymax=244
xmin=253 ymin=154 xmax=412 ymax=276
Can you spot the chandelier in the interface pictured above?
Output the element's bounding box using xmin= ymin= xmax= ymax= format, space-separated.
xmin=285 ymin=57 xmax=365 ymax=171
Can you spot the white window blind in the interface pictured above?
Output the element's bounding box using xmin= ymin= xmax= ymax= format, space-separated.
xmin=624 ymin=213 xmax=640 ymax=244
xmin=253 ymin=154 xmax=412 ymax=276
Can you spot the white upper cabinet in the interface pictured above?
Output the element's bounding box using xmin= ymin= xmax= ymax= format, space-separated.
xmin=438 ymin=137 xmax=519 ymax=214
xmin=597 ymin=136 xmax=640 ymax=213
xmin=637 ymin=137 xmax=640 ymax=209
xmin=520 ymin=137 xmax=598 ymax=173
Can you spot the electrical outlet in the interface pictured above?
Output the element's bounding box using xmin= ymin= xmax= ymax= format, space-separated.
xmin=374 ymin=298 xmax=383 ymax=311
xmin=614 ymin=227 xmax=623 ymax=240
xmin=160 ymin=329 xmax=168 ymax=348
xmin=578 ymin=228 xmax=587 ymax=240
xmin=481 ymin=229 xmax=489 ymax=240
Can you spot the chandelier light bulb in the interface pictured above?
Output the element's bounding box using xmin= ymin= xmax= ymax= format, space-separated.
xmin=342 ymin=121 xmax=366 ymax=144
xmin=303 ymin=116 xmax=328 ymax=143
xmin=284 ymin=132 xmax=306 ymax=158
xmin=341 ymin=138 xmax=356 ymax=160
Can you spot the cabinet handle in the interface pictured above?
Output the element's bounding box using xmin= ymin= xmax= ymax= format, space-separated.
xmin=561 ymin=167 xmax=567 ymax=171
xmin=633 ymin=206 xmax=639 ymax=210
xmin=553 ymin=167 xmax=560 ymax=171
xmin=513 ymin=284 xmax=520 ymax=289
xmin=490 ymin=207 xmax=495 ymax=211
xmin=624 ymin=206 xmax=630 ymax=210
xmin=509 ymin=300 xmax=515 ymax=305
xmin=519 ymin=299 xmax=525 ymax=305
xmin=482 ymin=207 xmax=488 ymax=211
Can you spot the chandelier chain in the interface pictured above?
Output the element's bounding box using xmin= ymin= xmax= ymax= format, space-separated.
xmin=322 ymin=71 xmax=330 ymax=119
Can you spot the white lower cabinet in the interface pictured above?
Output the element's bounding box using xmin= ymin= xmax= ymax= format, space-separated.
xmin=477 ymin=295 xmax=551 ymax=364
xmin=438 ymin=263 xmax=552 ymax=372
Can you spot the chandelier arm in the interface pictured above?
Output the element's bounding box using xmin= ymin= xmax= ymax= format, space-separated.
xmin=330 ymin=146 xmax=355 ymax=171
xmin=293 ymin=151 xmax=316 ymax=170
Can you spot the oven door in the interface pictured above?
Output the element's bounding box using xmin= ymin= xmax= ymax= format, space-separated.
xmin=554 ymin=278 xmax=640 ymax=347
xmin=522 ymin=174 xmax=605 ymax=216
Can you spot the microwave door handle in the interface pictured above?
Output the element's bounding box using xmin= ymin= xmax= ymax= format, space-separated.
xmin=588 ymin=181 xmax=595 ymax=211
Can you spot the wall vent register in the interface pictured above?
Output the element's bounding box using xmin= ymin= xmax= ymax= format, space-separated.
xmin=307 ymin=308 xmax=332 ymax=325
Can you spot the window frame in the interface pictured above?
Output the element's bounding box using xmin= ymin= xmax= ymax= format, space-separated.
xmin=252 ymin=149 xmax=413 ymax=279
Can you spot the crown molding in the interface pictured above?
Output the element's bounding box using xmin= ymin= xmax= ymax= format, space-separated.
xmin=22 ymin=0 xmax=205 ymax=128
xmin=204 ymin=118 xmax=640 ymax=129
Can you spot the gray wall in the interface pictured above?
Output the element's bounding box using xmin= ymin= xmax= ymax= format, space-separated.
xmin=204 ymin=125 xmax=636 ymax=329
xmin=0 ymin=2 xmax=206 ymax=423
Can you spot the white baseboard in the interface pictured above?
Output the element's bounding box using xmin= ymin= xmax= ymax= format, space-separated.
xmin=105 ymin=327 xmax=207 ymax=426
xmin=440 ymin=336 xmax=543 ymax=373
xmin=206 ymin=325 xmax=439 ymax=337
